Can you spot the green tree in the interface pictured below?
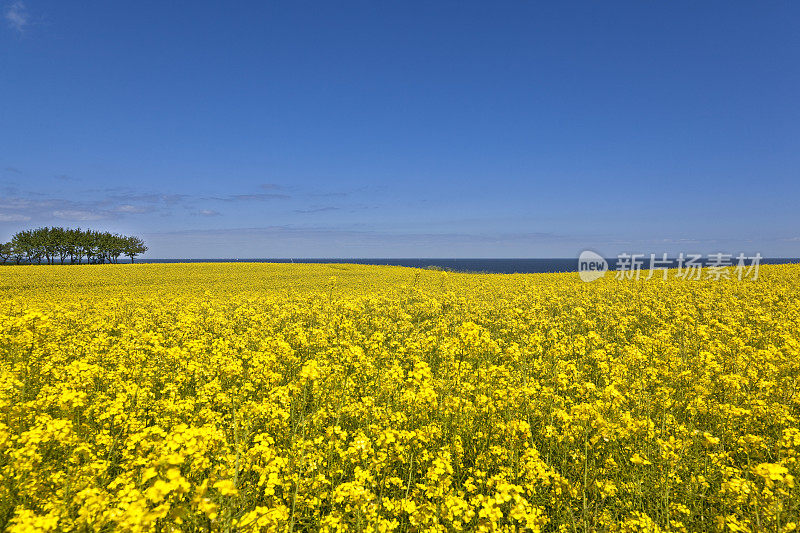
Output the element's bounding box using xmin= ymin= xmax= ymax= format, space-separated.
xmin=107 ymin=233 xmax=126 ymax=264
xmin=0 ymin=243 xmax=11 ymax=264
xmin=123 ymin=236 xmax=148 ymax=263
xmin=11 ymin=230 xmax=36 ymax=264
xmin=2 ymin=227 xmax=148 ymax=266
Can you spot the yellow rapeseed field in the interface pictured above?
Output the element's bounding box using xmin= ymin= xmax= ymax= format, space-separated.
xmin=0 ymin=263 xmax=798 ymax=532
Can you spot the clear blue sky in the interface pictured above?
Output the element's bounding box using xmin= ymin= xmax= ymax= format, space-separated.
xmin=2 ymin=1 xmax=798 ymax=258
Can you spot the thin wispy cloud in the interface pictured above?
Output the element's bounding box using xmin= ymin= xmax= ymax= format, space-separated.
xmin=138 ymin=225 xmax=785 ymax=259
xmin=107 ymin=192 xmax=188 ymax=205
xmin=139 ymin=226 xmax=578 ymax=259
xmin=294 ymin=206 xmax=340 ymax=214
xmin=0 ymin=179 xmax=333 ymax=227
xmin=0 ymin=185 xmax=192 ymax=224
xmin=208 ymin=193 xmax=291 ymax=202
xmin=306 ymin=191 xmax=350 ymax=199
xmin=0 ymin=212 xmax=31 ymax=222
xmin=181 ymin=184 xmax=364 ymax=206
xmin=4 ymin=1 xmax=28 ymax=33
xmin=53 ymin=209 xmax=107 ymax=222
xmin=115 ymin=204 xmax=153 ymax=214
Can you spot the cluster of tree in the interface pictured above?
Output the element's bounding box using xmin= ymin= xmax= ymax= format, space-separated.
xmin=0 ymin=227 xmax=148 ymax=265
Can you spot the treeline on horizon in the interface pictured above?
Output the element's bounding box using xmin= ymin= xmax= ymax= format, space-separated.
xmin=0 ymin=227 xmax=147 ymax=265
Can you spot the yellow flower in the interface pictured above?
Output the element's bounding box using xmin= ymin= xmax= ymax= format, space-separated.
xmin=630 ymin=453 xmax=652 ymax=466
xmin=213 ymin=479 xmax=238 ymax=496
xmin=2 ymin=262 xmax=799 ymax=532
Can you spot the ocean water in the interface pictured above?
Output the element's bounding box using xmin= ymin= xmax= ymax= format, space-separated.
xmin=139 ymin=257 xmax=800 ymax=274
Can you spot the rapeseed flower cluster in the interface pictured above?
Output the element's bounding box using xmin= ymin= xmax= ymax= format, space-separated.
xmin=0 ymin=263 xmax=798 ymax=532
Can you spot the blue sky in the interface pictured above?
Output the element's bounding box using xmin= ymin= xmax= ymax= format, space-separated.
xmin=1 ymin=1 xmax=798 ymax=258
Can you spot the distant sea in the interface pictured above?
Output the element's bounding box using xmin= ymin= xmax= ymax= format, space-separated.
xmin=139 ymin=258 xmax=800 ymax=274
